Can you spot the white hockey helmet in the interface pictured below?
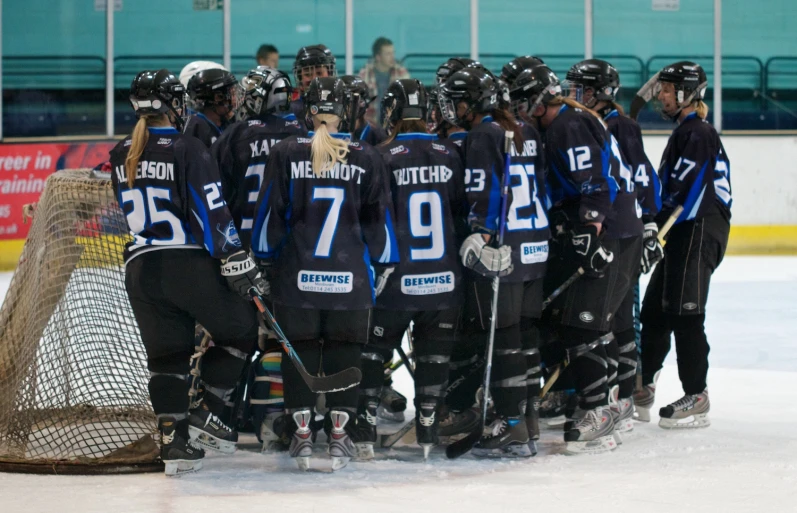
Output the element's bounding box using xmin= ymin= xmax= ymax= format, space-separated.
xmin=179 ymin=61 xmax=228 ymax=88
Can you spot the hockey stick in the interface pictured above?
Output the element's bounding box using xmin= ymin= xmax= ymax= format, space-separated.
xmin=629 ymin=72 xmax=661 ymax=121
xmin=538 ymin=205 xmax=684 ymax=396
xmin=446 ymin=131 xmax=514 ymax=460
xmin=187 ymin=327 xmax=212 ymax=408
xmin=251 ymin=294 xmax=362 ymax=393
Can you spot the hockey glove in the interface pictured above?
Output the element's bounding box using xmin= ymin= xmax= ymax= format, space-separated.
xmin=640 ymin=222 xmax=664 ymax=274
xmin=373 ymin=265 xmax=395 ymax=297
xmin=255 ymin=259 xmax=275 ymax=297
xmin=221 ymin=251 xmax=268 ymax=299
xmin=570 ymin=224 xmax=614 ymax=277
xmin=459 ymin=233 xmax=514 ymax=278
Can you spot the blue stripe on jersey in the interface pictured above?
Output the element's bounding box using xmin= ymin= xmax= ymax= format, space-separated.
xmin=603 ymin=110 xmax=619 ymax=121
xmin=548 ymin=159 xmax=579 ymax=204
xmin=448 ymin=132 xmax=467 ymax=140
xmin=378 ymin=209 xmax=400 ymax=264
xmin=194 ymin=113 xmax=223 ymax=135
xmin=359 ymin=124 xmax=370 ymax=141
xmin=680 ymin=162 xmax=708 ymax=222
xmin=481 ymin=116 xmax=494 ymax=123
xmin=602 ymin=141 xmax=618 ymax=203
xmin=188 ymin=184 xmax=215 ymax=256
xmin=652 ymin=167 xmax=663 ymax=212
xmin=252 ymin=182 xmax=274 ymax=258
xmin=485 ymin=168 xmax=502 ymax=231
xmin=281 ymin=113 xmax=297 ymax=120
xmin=148 ymin=127 xmax=179 ymax=134
xmin=307 ymin=131 xmax=352 ymax=140
xmin=396 ymin=133 xmax=438 ymax=141
xmin=364 ymin=247 xmax=376 ymax=305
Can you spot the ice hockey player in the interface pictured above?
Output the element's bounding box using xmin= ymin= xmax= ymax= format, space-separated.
xmin=340 ymin=75 xmax=388 ymax=146
xmin=250 ymin=76 xmax=399 ymax=471
xmin=290 ymin=44 xmax=337 ymax=119
xmin=428 ymin=58 xmax=474 ymax=142
xmin=110 ymin=69 xmax=264 ymax=475
xmin=356 ymin=78 xmax=469 ymax=459
xmin=438 ymin=66 xmax=549 ymax=458
xmin=510 ymin=64 xmax=619 ymax=455
xmin=566 ymin=58 xmax=661 ymax=435
xmin=636 ymin=61 xmax=731 ymax=429
xmin=500 ymin=55 xmax=545 ymax=87
xmin=184 ymin=68 xmax=241 ymax=147
xmin=179 ymin=61 xmax=227 ymax=89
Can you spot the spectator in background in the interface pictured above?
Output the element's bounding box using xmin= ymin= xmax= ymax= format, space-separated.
xmin=358 ymin=37 xmax=409 ymax=124
xmin=257 ymin=44 xmax=280 ymax=69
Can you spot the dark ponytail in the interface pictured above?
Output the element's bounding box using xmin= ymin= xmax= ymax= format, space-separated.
xmin=490 ymin=108 xmax=524 ymax=153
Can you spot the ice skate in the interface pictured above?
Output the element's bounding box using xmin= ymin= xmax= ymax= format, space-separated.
xmin=525 ymin=398 xmax=540 ymax=456
xmin=416 ymin=399 xmax=440 ymax=459
xmin=438 ymin=406 xmax=480 ymax=442
xmin=328 ymin=409 xmax=355 ymax=471
xmin=187 ymin=398 xmax=237 ymax=454
xmin=633 ymin=370 xmax=660 ymax=422
xmin=564 ymin=406 xmax=618 ymax=455
xmin=612 ymin=396 xmax=635 ymax=433
xmin=159 ymin=417 xmax=204 ymax=476
xmin=658 ymin=390 xmax=710 ymax=429
xmin=260 ymin=412 xmax=290 ymax=452
xmin=350 ymin=398 xmax=378 ymax=461
xmin=378 ymin=385 xmax=407 ymax=422
xmin=289 ymin=409 xmax=314 ymax=471
xmin=472 ymin=416 xmax=533 ymax=458
xmin=539 ymin=389 xmax=573 ymax=428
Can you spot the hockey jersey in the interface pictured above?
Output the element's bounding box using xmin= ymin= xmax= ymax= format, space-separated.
xmin=183 ymin=113 xmax=224 ymax=148
xmin=376 ymin=133 xmax=468 ymax=311
xmin=544 ymin=104 xmax=616 ymax=230
xmin=657 ymin=112 xmax=732 ymax=224
xmin=211 ymin=113 xmax=306 ymax=249
xmin=604 ymin=109 xmax=662 ymax=223
xmin=355 ymin=122 xmax=388 ymax=146
xmin=109 ymin=127 xmax=243 ymax=263
xmin=251 ymin=134 xmax=400 ymax=310
xmin=464 ymin=116 xmax=549 ymax=283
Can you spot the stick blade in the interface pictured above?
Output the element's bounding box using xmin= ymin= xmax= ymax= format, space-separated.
xmin=301 ymin=365 xmax=362 ymax=393
xmin=445 ymin=424 xmax=482 ymax=460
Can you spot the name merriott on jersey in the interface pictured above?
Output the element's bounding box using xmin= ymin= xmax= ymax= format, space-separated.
xmin=111 ymin=52 xmax=731 ymax=476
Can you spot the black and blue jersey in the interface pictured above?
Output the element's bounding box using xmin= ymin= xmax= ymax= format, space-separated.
xmin=376 ymin=133 xmax=468 ymax=311
xmin=355 ymin=122 xmax=388 ymax=146
xmin=251 ymin=133 xmax=400 ymax=310
xmin=183 ymin=112 xmax=224 ymax=148
xmin=657 ymin=112 xmax=732 ymax=224
xmin=211 ymin=113 xmax=306 ymax=249
xmin=464 ymin=116 xmax=549 ymax=282
xmin=109 ymin=127 xmax=243 ymax=264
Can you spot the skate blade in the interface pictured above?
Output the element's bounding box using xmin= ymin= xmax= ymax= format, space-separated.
xmin=354 ymin=443 xmax=375 ymax=461
xmin=421 ymin=444 xmax=433 ymax=460
xmin=633 ymin=406 xmax=651 ymax=422
xmin=472 ymin=443 xmax=533 ymax=458
xmin=164 ymin=459 xmax=203 ymax=476
xmin=613 ymin=431 xmax=624 ymax=446
xmin=188 ymin=426 xmax=236 ymax=454
xmin=377 ymin=405 xmax=405 ymax=423
xmin=564 ymin=434 xmax=618 ymax=455
xmin=541 ymin=415 xmax=566 ymax=429
xmin=528 ymin=440 xmax=538 ymax=457
xmin=295 ymin=456 xmax=311 ymax=471
xmin=658 ymin=413 xmax=710 ymax=430
xmin=331 ymin=456 xmax=351 ymax=471
xmin=615 ymin=418 xmax=635 ymax=433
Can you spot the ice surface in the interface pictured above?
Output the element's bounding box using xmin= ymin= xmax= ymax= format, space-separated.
xmin=0 ymin=257 xmax=795 ymax=513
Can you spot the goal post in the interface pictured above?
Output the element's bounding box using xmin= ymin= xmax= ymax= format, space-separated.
xmin=0 ymin=169 xmax=162 ymax=474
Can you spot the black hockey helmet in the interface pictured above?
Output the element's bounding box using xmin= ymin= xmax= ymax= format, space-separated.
xmin=657 ymin=61 xmax=708 ymax=118
xmin=437 ymin=67 xmax=499 ymax=129
xmin=303 ymin=76 xmax=348 ymax=130
xmin=129 ymin=69 xmax=186 ymax=129
xmin=565 ymin=59 xmax=620 ymax=108
xmin=436 ymin=57 xmax=476 ymax=85
xmin=381 ymin=78 xmax=428 ymax=131
xmin=500 ymin=55 xmax=545 ymax=86
xmin=509 ymin=64 xmax=562 ymax=119
xmin=186 ymin=68 xmax=241 ymax=112
xmin=293 ymin=44 xmax=337 ymax=87
xmin=240 ymin=66 xmax=293 ymax=119
xmin=339 ymin=75 xmax=372 ymax=127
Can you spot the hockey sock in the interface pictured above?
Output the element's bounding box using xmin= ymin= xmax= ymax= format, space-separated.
xmin=521 ymin=318 xmax=542 ymax=401
xmin=605 ymin=334 xmax=619 ymax=389
xmin=281 ymin=340 xmax=321 ymax=409
xmin=671 ymin=314 xmax=709 ymax=394
xmin=359 ymin=350 xmax=385 ymax=413
xmin=413 ymin=336 xmax=453 ymax=403
xmin=616 ymin=328 xmax=638 ymax=399
xmin=561 ymin=326 xmax=610 ymax=409
xmin=149 ymin=372 xmax=189 ymax=417
xmin=201 ymin=346 xmax=248 ymax=389
xmin=323 ymin=340 xmax=362 ymax=410
xmin=490 ymin=324 xmax=526 ymax=417
xmin=640 ymin=317 xmax=673 ymax=387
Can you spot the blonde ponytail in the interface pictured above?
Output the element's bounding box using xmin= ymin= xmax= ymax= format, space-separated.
xmin=695 ymin=101 xmax=709 ymax=120
xmin=125 ymin=117 xmax=150 ymax=187
xmin=612 ymin=101 xmax=626 ymax=116
xmin=311 ymin=114 xmax=349 ymax=176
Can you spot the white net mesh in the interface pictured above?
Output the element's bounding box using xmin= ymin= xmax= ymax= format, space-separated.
xmin=0 ymin=169 xmax=160 ymax=473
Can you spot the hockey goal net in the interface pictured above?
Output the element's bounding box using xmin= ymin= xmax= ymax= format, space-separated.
xmin=0 ymin=169 xmax=162 ymax=474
